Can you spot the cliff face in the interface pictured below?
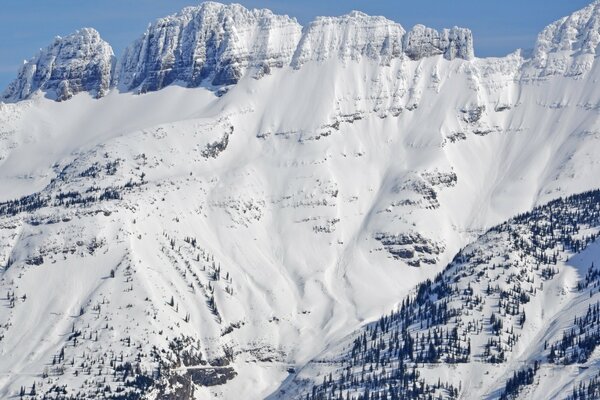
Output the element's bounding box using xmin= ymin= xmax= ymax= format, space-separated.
xmin=2 ymin=28 xmax=114 ymax=102
xmin=2 ymin=2 xmax=478 ymax=100
xmin=290 ymin=11 xmax=406 ymax=68
xmin=533 ymin=0 xmax=600 ymax=76
xmin=115 ymin=2 xmax=302 ymax=92
xmin=116 ymin=5 xmax=474 ymax=91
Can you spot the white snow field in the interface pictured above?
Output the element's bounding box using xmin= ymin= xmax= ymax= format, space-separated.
xmin=0 ymin=1 xmax=600 ymax=399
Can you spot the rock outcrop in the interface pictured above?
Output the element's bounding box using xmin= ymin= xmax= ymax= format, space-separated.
xmin=291 ymin=11 xmax=405 ymax=67
xmin=403 ymin=24 xmax=474 ymax=61
xmin=533 ymin=0 xmax=600 ymax=76
xmin=115 ymin=2 xmax=302 ymax=92
xmin=2 ymin=28 xmax=114 ymax=102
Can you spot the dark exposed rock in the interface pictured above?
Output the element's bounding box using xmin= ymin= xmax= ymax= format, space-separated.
xmin=374 ymin=231 xmax=444 ymax=266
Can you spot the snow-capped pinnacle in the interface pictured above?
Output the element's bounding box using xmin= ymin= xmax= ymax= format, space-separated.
xmin=291 ymin=12 xmax=406 ymax=67
xmin=403 ymin=25 xmax=474 ymax=61
xmin=1 ymin=28 xmax=114 ymax=102
xmin=533 ymin=0 xmax=600 ymax=76
xmin=115 ymin=2 xmax=302 ymax=92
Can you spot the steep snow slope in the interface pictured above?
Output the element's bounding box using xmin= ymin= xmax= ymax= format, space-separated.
xmin=0 ymin=1 xmax=599 ymax=399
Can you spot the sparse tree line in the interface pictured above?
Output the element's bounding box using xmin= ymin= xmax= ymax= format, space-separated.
xmin=301 ymin=190 xmax=600 ymax=399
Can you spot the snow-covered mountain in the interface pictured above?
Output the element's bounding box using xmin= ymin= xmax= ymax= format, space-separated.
xmin=116 ymin=2 xmax=303 ymax=91
xmin=0 ymin=1 xmax=600 ymax=399
xmin=533 ymin=0 xmax=600 ymax=77
xmin=1 ymin=28 xmax=114 ymax=102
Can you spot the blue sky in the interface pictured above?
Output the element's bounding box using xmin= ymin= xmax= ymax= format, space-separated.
xmin=0 ymin=1 xmax=592 ymax=89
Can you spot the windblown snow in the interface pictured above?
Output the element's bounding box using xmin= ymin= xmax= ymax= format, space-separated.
xmin=0 ymin=1 xmax=600 ymax=399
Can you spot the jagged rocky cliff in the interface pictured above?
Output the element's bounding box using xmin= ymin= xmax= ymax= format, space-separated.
xmin=1 ymin=2 xmax=475 ymax=100
xmin=1 ymin=28 xmax=114 ymax=102
xmin=290 ymin=12 xmax=406 ymax=67
xmin=533 ymin=0 xmax=600 ymax=76
xmin=116 ymin=2 xmax=303 ymax=92
xmin=10 ymin=0 xmax=600 ymax=101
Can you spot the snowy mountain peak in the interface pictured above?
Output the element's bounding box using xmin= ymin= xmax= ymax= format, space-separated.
xmin=347 ymin=10 xmax=369 ymax=18
xmin=115 ymin=1 xmax=302 ymax=92
xmin=533 ymin=0 xmax=600 ymax=76
xmin=291 ymin=12 xmax=406 ymax=67
xmin=291 ymin=12 xmax=473 ymax=68
xmin=1 ymin=28 xmax=114 ymax=102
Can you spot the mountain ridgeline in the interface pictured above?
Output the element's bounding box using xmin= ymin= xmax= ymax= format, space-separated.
xmin=5 ymin=1 xmax=600 ymax=101
xmin=7 ymin=2 xmax=471 ymax=100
